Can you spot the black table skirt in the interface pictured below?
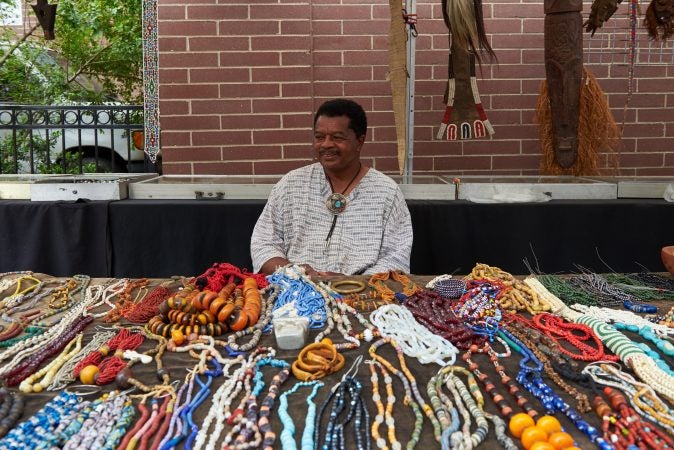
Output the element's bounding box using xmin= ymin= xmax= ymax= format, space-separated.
xmin=0 ymin=199 xmax=111 ymax=277
xmin=1 ymin=199 xmax=672 ymax=277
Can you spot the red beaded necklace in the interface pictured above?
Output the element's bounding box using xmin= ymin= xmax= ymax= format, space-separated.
xmin=404 ymin=290 xmax=485 ymax=349
xmin=512 ymin=312 xmax=619 ymax=362
xmin=195 ymin=262 xmax=268 ymax=292
xmin=73 ymin=328 xmax=145 ymax=385
xmin=594 ymin=387 xmax=674 ymax=450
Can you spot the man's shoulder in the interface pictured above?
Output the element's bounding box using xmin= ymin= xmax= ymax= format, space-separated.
xmin=279 ymin=163 xmax=319 ymax=183
xmin=363 ymin=168 xmax=401 ymax=192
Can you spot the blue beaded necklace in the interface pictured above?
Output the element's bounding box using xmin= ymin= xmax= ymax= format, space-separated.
xmin=498 ymin=328 xmax=615 ymax=450
xmin=183 ymin=360 xmax=221 ymax=450
xmin=278 ymin=381 xmax=324 ymax=450
xmin=267 ymin=270 xmax=328 ymax=329
xmin=315 ymin=358 xmax=370 ymax=450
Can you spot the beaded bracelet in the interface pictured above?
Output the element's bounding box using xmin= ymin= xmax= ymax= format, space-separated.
xmin=330 ymin=279 xmax=367 ymax=295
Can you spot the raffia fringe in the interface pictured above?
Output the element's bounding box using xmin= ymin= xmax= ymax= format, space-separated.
xmin=536 ymin=68 xmax=621 ymax=175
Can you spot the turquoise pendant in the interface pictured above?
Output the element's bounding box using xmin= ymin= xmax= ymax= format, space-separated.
xmin=326 ymin=193 xmax=347 ymax=215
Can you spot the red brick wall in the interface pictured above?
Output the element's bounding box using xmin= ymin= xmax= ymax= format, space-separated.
xmin=157 ymin=0 xmax=674 ymax=176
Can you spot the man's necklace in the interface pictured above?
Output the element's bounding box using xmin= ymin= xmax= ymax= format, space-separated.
xmin=324 ymin=162 xmax=362 ymax=250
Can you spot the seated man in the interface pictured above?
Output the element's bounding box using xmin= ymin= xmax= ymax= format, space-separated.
xmin=250 ymin=98 xmax=413 ymax=276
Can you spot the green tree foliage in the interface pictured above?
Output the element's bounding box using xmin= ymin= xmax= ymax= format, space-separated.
xmin=0 ymin=0 xmax=142 ymax=104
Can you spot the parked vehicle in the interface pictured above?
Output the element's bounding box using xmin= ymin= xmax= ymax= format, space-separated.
xmin=0 ymin=43 xmax=145 ymax=173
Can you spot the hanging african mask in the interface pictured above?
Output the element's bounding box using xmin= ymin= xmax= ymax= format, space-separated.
xmin=436 ymin=0 xmax=496 ymax=141
xmin=584 ymin=0 xmax=623 ymax=35
xmin=644 ymin=0 xmax=674 ymax=40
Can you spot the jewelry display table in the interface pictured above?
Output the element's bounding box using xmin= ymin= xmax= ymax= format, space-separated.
xmin=4 ymin=273 xmax=674 ymax=450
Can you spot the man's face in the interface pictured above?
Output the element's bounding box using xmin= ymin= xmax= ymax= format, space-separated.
xmin=313 ymin=115 xmax=364 ymax=173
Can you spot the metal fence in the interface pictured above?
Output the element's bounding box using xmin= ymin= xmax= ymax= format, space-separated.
xmin=0 ymin=104 xmax=145 ymax=174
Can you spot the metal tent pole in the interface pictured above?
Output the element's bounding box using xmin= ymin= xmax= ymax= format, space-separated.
xmin=403 ymin=0 xmax=416 ymax=183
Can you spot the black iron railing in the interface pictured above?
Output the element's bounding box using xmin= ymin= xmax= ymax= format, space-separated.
xmin=0 ymin=104 xmax=145 ymax=174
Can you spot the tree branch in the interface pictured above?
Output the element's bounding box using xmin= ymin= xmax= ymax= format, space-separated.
xmin=0 ymin=23 xmax=40 ymax=69
xmin=66 ymin=43 xmax=111 ymax=85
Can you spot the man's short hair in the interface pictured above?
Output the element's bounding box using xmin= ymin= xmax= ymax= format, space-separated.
xmin=314 ymin=98 xmax=367 ymax=139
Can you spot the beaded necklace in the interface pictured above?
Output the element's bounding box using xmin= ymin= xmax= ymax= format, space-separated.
xmin=18 ymin=333 xmax=83 ymax=393
xmin=442 ymin=370 xmax=489 ymax=450
xmin=604 ymin=272 xmax=674 ymax=301
xmin=225 ymin=284 xmax=276 ymax=354
xmin=156 ymin=377 xmax=190 ymax=450
xmin=367 ymin=270 xmax=421 ymax=303
xmin=2 ymin=313 xmax=93 ymax=386
xmin=184 ymin=366 xmax=217 ymax=450
xmin=403 ymin=290 xmax=484 ymax=350
xmin=124 ymin=282 xmax=173 ymax=323
xmin=367 ymin=360 xmax=400 ymax=450
xmin=0 ymin=279 xmax=97 ymax=373
xmin=498 ymin=328 xmax=614 ymax=449
xmin=0 ymin=274 xmax=42 ymax=311
xmin=195 ymin=261 xmax=269 ymax=292
xmin=267 ymin=267 xmax=327 ymax=330
xmin=47 ymin=330 xmax=116 ymax=391
xmin=73 ymin=327 xmax=145 ymax=386
xmin=159 ymin=370 xmax=197 ymax=450
xmin=462 ymin=338 xmax=538 ymax=421
xmin=103 ymin=278 xmax=150 ymax=323
xmin=425 ymin=274 xmax=466 ymax=299
xmin=222 ymin=355 xmax=290 ymax=450
xmin=315 ymin=357 xmax=371 ymax=450
xmin=369 ymin=338 xmax=441 ymax=443
xmin=0 ymin=387 xmax=24 ymax=439
xmin=0 ymin=271 xmax=32 ymax=298
xmin=369 ymin=303 xmax=459 ymax=365
xmin=118 ymin=393 xmax=164 ymax=450
xmin=592 ymin=386 xmax=674 ymax=450
xmin=468 ymin=264 xmax=550 ymax=313
xmin=278 ymin=380 xmax=324 ymax=450
xmin=516 ymin=311 xmax=619 ymax=362
xmin=193 ymin=353 xmax=251 ymax=450
xmin=502 ymin=320 xmax=592 ymax=413
xmin=0 ymin=390 xmax=85 ymax=448
xmin=577 ymin=271 xmax=658 ymax=313
xmin=583 ymin=362 xmax=674 ymax=436
xmin=63 ymin=391 xmax=133 ymax=450
xmin=434 ymin=367 xmax=518 ymax=450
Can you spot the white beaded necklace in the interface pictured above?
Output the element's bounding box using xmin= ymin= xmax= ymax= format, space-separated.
xmin=370 ymin=304 xmax=459 ymax=365
xmin=194 ymin=356 xmax=249 ymax=450
xmin=0 ymin=283 xmax=99 ymax=377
